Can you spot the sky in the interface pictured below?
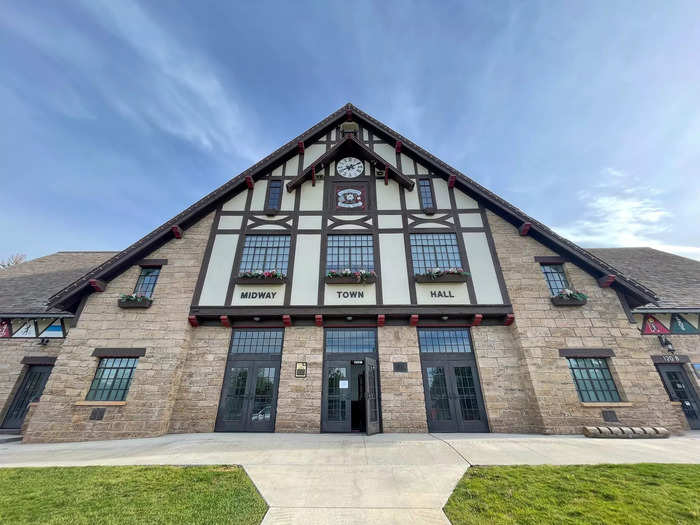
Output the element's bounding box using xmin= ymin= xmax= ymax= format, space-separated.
xmin=1 ymin=1 xmax=699 ymax=262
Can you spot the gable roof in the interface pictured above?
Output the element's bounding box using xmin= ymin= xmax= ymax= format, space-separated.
xmin=0 ymin=251 xmax=117 ymax=316
xmin=46 ymin=103 xmax=658 ymax=310
xmin=588 ymin=248 xmax=700 ymax=310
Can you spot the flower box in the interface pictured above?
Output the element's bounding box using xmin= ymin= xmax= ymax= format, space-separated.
xmin=235 ymin=277 xmax=286 ymax=285
xmin=551 ymin=295 xmax=587 ymax=306
xmin=118 ymin=296 xmax=153 ymax=309
xmin=415 ymin=273 xmax=469 ymax=283
xmin=325 ymin=275 xmax=377 ymax=285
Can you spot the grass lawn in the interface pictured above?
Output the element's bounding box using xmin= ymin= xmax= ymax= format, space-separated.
xmin=0 ymin=465 xmax=267 ymax=524
xmin=444 ymin=463 xmax=700 ymax=525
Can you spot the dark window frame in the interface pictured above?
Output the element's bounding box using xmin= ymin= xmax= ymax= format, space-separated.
xmin=229 ymin=328 xmax=284 ymax=354
xmin=264 ymin=179 xmax=284 ymax=215
xmin=326 ymin=234 xmax=375 ymax=273
xmin=238 ymin=234 xmax=291 ymax=275
xmin=133 ymin=267 xmax=161 ymax=299
xmin=409 ymin=233 xmax=464 ymax=275
xmin=418 ymin=327 xmax=473 ymax=353
xmin=566 ymin=357 xmax=622 ymax=403
xmin=417 ymin=177 xmax=436 ymax=214
xmin=324 ymin=327 xmax=378 ymax=354
xmin=86 ymin=357 xmax=138 ymax=402
xmin=540 ymin=263 xmax=571 ymax=296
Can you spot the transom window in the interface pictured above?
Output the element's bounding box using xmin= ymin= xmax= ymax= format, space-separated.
xmin=567 ymin=358 xmax=621 ymax=402
xmin=266 ymin=180 xmax=283 ymax=211
xmin=240 ymin=235 xmax=291 ymax=275
xmin=325 ymin=328 xmax=377 ymax=353
xmin=409 ymin=233 xmax=462 ymax=275
xmin=541 ymin=264 xmax=570 ymax=295
xmin=326 ymin=235 xmax=374 ymax=272
xmin=230 ymin=329 xmax=283 ymax=354
xmin=134 ymin=267 xmax=160 ymax=298
xmin=86 ymin=358 xmax=138 ymax=402
xmin=418 ymin=179 xmax=434 ymax=209
xmin=418 ymin=328 xmax=472 ymax=353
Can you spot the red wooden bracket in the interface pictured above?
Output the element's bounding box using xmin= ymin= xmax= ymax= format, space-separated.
xmin=311 ymin=166 xmax=316 ymax=187
xmin=88 ymin=279 xmax=106 ymax=292
xmin=395 ymin=140 xmax=402 ymax=153
xmin=346 ymin=109 xmax=352 ymax=121
xmin=384 ymin=165 xmax=389 ymax=186
xmin=598 ymin=274 xmax=616 ymax=287
xmin=448 ymin=174 xmax=456 ymax=188
xmin=377 ymin=314 xmax=386 ymax=327
xmin=188 ymin=315 xmax=199 ymax=328
xmin=519 ymin=222 xmax=531 ymax=236
xmin=220 ymin=315 xmax=231 ymax=328
xmin=245 ymin=175 xmax=254 ymax=190
xmin=472 ymin=314 xmax=483 ymax=327
xmin=409 ymin=314 xmax=419 ymax=326
xmin=315 ymin=314 xmax=323 ymax=327
xmin=504 ymin=314 xmax=515 ymax=326
xmin=282 ymin=314 xmax=292 ymax=327
xmin=171 ymin=225 xmax=183 ymax=239
xmin=298 ymin=141 xmax=305 ymax=154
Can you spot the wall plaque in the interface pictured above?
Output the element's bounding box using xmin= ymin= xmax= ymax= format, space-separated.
xmin=295 ymin=362 xmax=307 ymax=378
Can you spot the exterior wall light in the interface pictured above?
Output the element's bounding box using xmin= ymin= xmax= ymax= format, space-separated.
xmin=658 ymin=335 xmax=675 ymax=353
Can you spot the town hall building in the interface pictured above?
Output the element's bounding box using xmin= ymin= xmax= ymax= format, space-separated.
xmin=1 ymin=104 xmax=698 ymax=442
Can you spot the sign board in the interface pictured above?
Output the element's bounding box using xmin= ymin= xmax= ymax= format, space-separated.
xmin=295 ymin=362 xmax=307 ymax=378
xmin=339 ymin=380 xmax=349 ymax=389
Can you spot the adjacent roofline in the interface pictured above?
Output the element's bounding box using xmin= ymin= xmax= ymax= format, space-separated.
xmin=47 ymin=102 xmax=658 ymax=309
xmin=632 ymin=307 xmax=700 ymax=314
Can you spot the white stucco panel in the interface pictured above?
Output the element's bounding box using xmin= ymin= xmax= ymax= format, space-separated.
xmin=281 ymin=184 xmax=295 ymax=211
xmin=285 ymin=155 xmax=299 ymax=176
xmin=290 ymin=234 xmax=321 ymax=305
xmin=299 ymin=180 xmax=324 ymax=211
xmin=415 ymin=283 xmax=470 ymax=305
xmin=463 ymin=232 xmax=503 ymax=304
xmin=377 ymin=214 xmax=403 ymax=229
xmin=199 ymin=234 xmax=238 ymax=306
xmin=373 ymin=142 xmax=397 ymax=167
xmin=218 ymin=215 xmax=242 ymax=230
xmin=400 ymin=153 xmax=415 ymax=174
xmin=298 ymin=215 xmax=322 ymax=229
xmin=324 ymin=284 xmax=376 ymax=305
xmin=303 ymin=143 xmax=325 ymax=169
xmin=454 ymin=188 xmax=479 ymax=209
xmin=231 ymin=284 xmax=285 ymax=306
xmin=379 ymin=234 xmax=410 ymax=304
xmin=222 ymin=190 xmax=247 ymax=211
xmin=375 ymin=179 xmax=401 ymax=210
xmin=459 ymin=213 xmax=483 ymax=227
xmin=433 ymin=177 xmax=451 ymax=209
xmin=404 ymin=185 xmax=420 ymax=210
xmin=250 ymin=179 xmax=268 ymax=211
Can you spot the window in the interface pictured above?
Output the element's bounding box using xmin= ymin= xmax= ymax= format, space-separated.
xmin=230 ymin=329 xmax=283 ymax=354
xmin=567 ymin=358 xmax=621 ymax=402
xmin=86 ymin=357 xmax=138 ymax=401
xmin=326 ymin=235 xmax=374 ymax=272
xmin=325 ymin=328 xmax=376 ymax=353
xmin=409 ymin=233 xmax=462 ymax=275
xmin=693 ymin=364 xmax=700 ymax=379
xmin=265 ymin=180 xmax=283 ymax=212
xmin=134 ymin=267 xmax=160 ymax=298
xmin=541 ymin=264 xmax=569 ymax=295
xmin=240 ymin=235 xmax=291 ymax=275
xmin=418 ymin=328 xmax=472 ymax=353
xmin=418 ymin=178 xmax=435 ymax=211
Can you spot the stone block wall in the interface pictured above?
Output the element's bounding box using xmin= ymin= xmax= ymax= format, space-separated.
xmin=487 ymin=211 xmax=685 ymax=434
xmin=275 ymin=326 xmax=323 ymax=432
xmin=23 ymin=212 xmax=214 ymax=443
xmin=377 ymin=326 xmax=428 ymax=432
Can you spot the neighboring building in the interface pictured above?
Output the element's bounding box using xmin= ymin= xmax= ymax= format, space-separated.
xmin=1 ymin=104 xmax=698 ymax=442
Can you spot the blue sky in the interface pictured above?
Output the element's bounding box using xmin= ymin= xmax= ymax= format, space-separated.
xmin=2 ymin=1 xmax=699 ymax=261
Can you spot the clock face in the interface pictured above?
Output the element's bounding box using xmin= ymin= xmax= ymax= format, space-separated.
xmin=336 ymin=157 xmax=364 ymax=178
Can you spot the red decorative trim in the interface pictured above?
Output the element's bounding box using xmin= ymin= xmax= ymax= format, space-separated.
xmin=377 ymin=314 xmax=385 ymax=327
xmin=519 ymin=222 xmax=531 ymax=236
xmin=472 ymin=314 xmax=483 ymax=327
xmin=245 ymin=175 xmax=254 ymax=190
xmin=598 ymin=274 xmax=616 ymax=287
xmin=171 ymin=225 xmax=183 ymax=239
xmin=448 ymin=174 xmax=456 ymax=188
xmin=188 ymin=315 xmax=199 ymax=328
xmin=89 ymin=279 xmax=106 ymax=292
xmin=311 ymin=166 xmax=316 ymax=187
xmin=298 ymin=141 xmax=304 ymax=154
xmin=409 ymin=314 xmax=419 ymax=326
xmin=395 ymin=140 xmax=402 ymax=153
xmin=315 ymin=314 xmax=323 ymax=327
xmin=504 ymin=314 xmax=515 ymax=326
xmin=282 ymin=314 xmax=292 ymax=327
xmin=384 ymin=165 xmax=389 ymax=186
xmin=220 ymin=315 xmax=231 ymax=328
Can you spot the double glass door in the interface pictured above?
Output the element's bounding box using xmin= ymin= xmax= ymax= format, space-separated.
xmin=215 ymin=357 xmax=280 ymax=432
xmin=657 ymin=364 xmax=700 ymax=430
xmin=421 ymin=357 xmax=488 ymax=432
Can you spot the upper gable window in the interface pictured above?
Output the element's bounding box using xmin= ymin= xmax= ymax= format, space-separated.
xmin=418 ymin=178 xmax=435 ymax=213
xmin=134 ymin=267 xmax=160 ymax=299
xmin=541 ymin=264 xmax=569 ymax=296
xmin=265 ymin=180 xmax=283 ymax=213
xmin=240 ymin=235 xmax=291 ymax=275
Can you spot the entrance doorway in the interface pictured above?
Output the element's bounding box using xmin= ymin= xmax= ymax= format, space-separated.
xmin=321 ymin=328 xmax=381 ymax=434
xmin=418 ymin=328 xmax=489 ymax=433
xmin=656 ymin=364 xmax=700 ymax=430
xmin=215 ymin=329 xmax=282 ymax=432
xmin=1 ymin=365 xmax=52 ymax=429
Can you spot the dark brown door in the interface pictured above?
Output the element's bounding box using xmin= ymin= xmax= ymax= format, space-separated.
xmin=657 ymin=364 xmax=700 ymax=430
xmin=365 ymin=356 xmax=380 ymax=435
xmin=2 ymin=365 xmax=52 ymax=429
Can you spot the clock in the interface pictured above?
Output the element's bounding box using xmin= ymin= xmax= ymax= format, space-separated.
xmin=336 ymin=156 xmax=364 ymax=178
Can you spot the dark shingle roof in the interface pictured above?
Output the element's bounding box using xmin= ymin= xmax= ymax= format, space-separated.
xmin=0 ymin=252 xmax=117 ymax=315
xmin=588 ymin=248 xmax=700 ymax=309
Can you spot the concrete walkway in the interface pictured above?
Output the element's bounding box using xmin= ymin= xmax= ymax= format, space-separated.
xmin=0 ymin=432 xmax=698 ymax=524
